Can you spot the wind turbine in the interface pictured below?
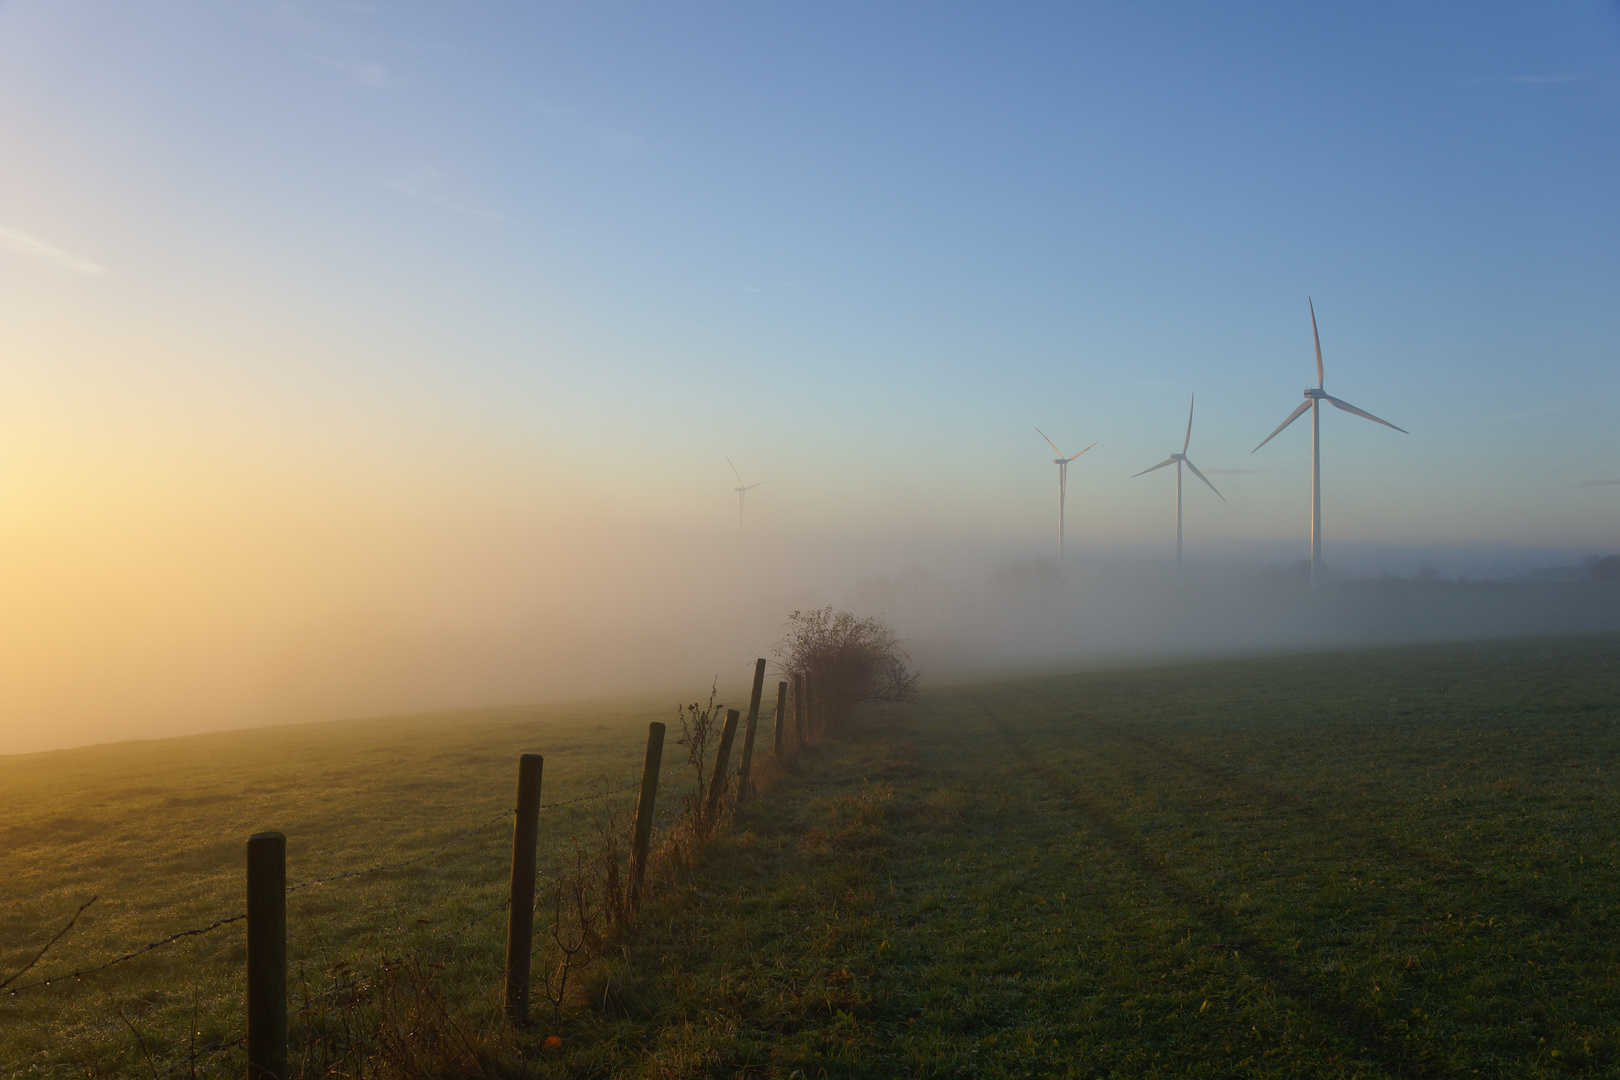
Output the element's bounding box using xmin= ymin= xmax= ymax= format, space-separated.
xmin=727 ymin=458 xmax=764 ymax=533
xmin=1252 ymin=298 xmax=1407 ymax=587
xmin=1035 ymin=428 xmax=1097 ymax=557
xmin=1132 ymin=393 xmax=1224 ymax=565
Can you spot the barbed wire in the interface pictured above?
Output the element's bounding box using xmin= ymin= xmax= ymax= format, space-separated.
xmin=539 ymin=780 xmax=640 ymax=810
xmin=127 ymin=885 xmax=521 ymax=1080
xmin=5 ymin=782 xmax=636 ymax=999
xmin=281 ymin=781 xmax=638 ymax=895
xmin=4 ymin=912 xmax=247 ymax=996
xmin=0 ymin=895 xmax=97 ymax=992
xmin=285 ymin=806 xmax=516 ymax=895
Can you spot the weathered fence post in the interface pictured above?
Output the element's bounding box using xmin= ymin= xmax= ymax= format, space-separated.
xmin=793 ymin=672 xmax=807 ymax=749
xmin=772 ymin=680 xmax=788 ymax=757
xmin=705 ymin=709 xmax=741 ymax=819
xmin=738 ymin=659 xmax=767 ymax=800
xmin=504 ymin=753 xmax=543 ymax=1023
xmin=246 ymin=832 xmax=286 ymax=1080
xmin=629 ymin=721 xmax=665 ymax=911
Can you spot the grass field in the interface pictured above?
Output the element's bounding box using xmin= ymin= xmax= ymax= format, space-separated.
xmin=6 ymin=633 xmax=1620 ymax=1077
xmin=570 ymin=632 xmax=1620 ymax=1078
xmin=0 ymin=689 xmax=738 ymax=1078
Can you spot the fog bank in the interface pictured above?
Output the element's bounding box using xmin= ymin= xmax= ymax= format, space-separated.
xmin=4 ymin=510 xmax=1617 ymax=756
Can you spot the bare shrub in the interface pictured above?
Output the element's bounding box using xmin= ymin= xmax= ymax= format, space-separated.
xmin=777 ymin=608 xmax=919 ymax=731
xmin=672 ymin=683 xmax=725 ymax=840
xmin=533 ymin=792 xmax=640 ymax=1016
xmin=539 ymin=841 xmax=604 ymax=1015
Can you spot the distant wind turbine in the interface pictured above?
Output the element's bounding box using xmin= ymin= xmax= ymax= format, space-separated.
xmin=1035 ymin=428 xmax=1097 ymax=557
xmin=1252 ymin=298 xmax=1408 ymax=587
xmin=727 ymin=458 xmax=764 ymax=533
xmin=1133 ymin=393 xmax=1224 ymax=565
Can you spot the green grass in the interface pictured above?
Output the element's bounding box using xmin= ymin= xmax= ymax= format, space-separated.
xmin=0 ymin=688 xmax=748 ymax=1078
xmin=7 ymin=634 xmax=1620 ymax=1077
xmin=554 ymin=632 xmax=1620 ymax=1078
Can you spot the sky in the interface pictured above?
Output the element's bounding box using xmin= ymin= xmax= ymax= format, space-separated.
xmin=2 ymin=2 xmax=1619 ymax=752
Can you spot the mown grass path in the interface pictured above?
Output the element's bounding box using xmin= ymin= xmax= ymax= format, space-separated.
xmin=594 ymin=634 xmax=1620 ymax=1078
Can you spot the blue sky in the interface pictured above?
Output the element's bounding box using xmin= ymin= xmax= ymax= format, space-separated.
xmin=3 ymin=2 xmax=1620 ymax=748
xmin=4 ymin=2 xmax=1619 ymax=549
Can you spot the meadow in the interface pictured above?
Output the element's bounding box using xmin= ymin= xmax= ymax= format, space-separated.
xmin=5 ymin=633 xmax=1620 ymax=1077
xmin=569 ymin=632 xmax=1620 ymax=1078
xmin=0 ymin=689 xmax=738 ymax=1077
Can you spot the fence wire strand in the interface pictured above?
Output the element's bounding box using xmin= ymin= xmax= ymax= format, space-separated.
xmin=4 ymin=912 xmax=247 ymax=996
xmin=7 ymin=781 xmax=632 ymax=1001
xmin=0 ymin=895 xmax=98 ymax=992
xmin=539 ymin=780 xmax=640 ymax=810
xmin=285 ymin=805 xmax=516 ymax=895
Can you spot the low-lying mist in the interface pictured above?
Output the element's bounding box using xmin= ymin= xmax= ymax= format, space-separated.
xmin=4 ymin=518 xmax=1617 ymax=755
xmin=866 ymin=556 xmax=1620 ymax=681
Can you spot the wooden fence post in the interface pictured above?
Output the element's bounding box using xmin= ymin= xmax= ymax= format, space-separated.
xmin=246 ymin=832 xmax=286 ymax=1080
xmin=705 ymin=709 xmax=741 ymax=819
xmin=737 ymin=659 xmax=767 ymax=800
xmin=772 ymin=681 xmax=788 ymax=757
xmin=793 ymin=673 xmax=806 ymax=749
xmin=629 ymin=722 xmax=665 ymax=911
xmin=504 ymin=753 xmax=544 ymax=1023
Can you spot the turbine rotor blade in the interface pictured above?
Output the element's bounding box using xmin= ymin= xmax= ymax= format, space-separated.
xmin=1309 ymin=296 xmax=1324 ymax=388
xmin=1132 ymin=457 xmax=1177 ymax=478
xmin=745 ymin=480 xmax=766 ymax=490
xmin=1066 ymin=441 xmax=1098 ymax=461
xmin=726 ymin=457 xmax=744 ymax=485
xmin=1182 ymin=457 xmax=1227 ymax=503
xmin=1034 ymin=426 xmax=1065 ymax=458
xmin=1325 ymin=394 xmax=1408 ymax=434
xmin=1252 ymin=399 xmax=1313 ymax=453
xmin=1183 ymin=393 xmax=1195 ymax=454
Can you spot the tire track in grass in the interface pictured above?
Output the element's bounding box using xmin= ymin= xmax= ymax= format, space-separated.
xmin=964 ymin=692 xmax=1448 ymax=1080
xmin=1090 ymin=720 xmax=1478 ymax=881
xmin=1087 ymin=718 xmax=1613 ymax=939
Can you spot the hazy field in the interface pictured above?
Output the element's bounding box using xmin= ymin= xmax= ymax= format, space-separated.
xmin=581 ymin=633 xmax=1620 ymax=1077
xmin=6 ymin=634 xmax=1620 ymax=1078
xmin=0 ymin=689 xmax=751 ymax=1077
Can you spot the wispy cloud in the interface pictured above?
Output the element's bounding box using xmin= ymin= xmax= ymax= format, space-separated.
xmin=1576 ymin=479 xmax=1620 ymax=488
xmin=381 ymin=169 xmax=513 ymax=222
xmin=0 ymin=226 xmax=108 ymax=275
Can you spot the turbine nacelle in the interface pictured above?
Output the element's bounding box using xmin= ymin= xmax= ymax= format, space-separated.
xmin=1131 ymin=392 xmax=1223 ymax=564
xmin=1251 ymin=298 xmax=1408 ymax=587
xmin=1034 ymin=426 xmax=1096 ymax=557
xmin=727 ymin=458 xmax=764 ymax=532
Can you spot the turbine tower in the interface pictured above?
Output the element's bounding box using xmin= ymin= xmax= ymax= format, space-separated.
xmin=1035 ymin=428 xmax=1096 ymax=558
xmin=1252 ymin=298 xmax=1407 ymax=588
xmin=727 ymin=458 xmax=764 ymax=533
xmin=1132 ymin=393 xmax=1224 ymax=565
